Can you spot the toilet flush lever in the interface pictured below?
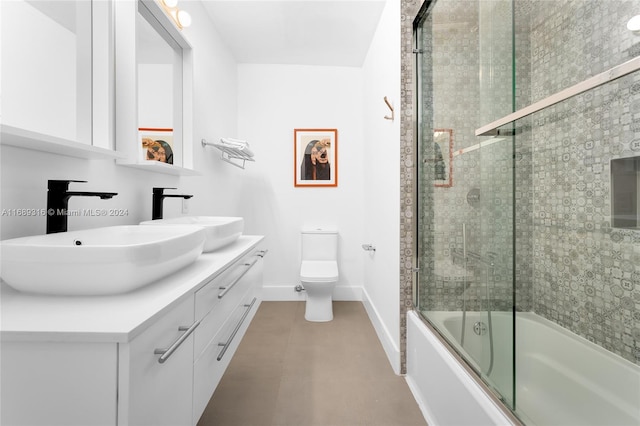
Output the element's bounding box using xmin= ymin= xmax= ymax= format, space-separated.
xmin=362 ymin=244 xmax=376 ymax=252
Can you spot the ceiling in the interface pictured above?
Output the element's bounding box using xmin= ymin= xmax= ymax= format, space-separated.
xmin=200 ymin=0 xmax=386 ymax=67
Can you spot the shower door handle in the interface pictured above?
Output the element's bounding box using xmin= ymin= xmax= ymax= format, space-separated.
xmin=462 ymin=223 xmax=467 ymax=260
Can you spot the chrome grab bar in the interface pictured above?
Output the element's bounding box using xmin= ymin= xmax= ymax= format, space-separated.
xmin=217 ymin=297 xmax=257 ymax=361
xmin=218 ymin=256 xmax=260 ymax=299
xmin=154 ymin=320 xmax=201 ymax=364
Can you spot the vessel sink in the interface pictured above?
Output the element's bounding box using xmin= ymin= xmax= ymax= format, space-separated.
xmin=141 ymin=216 xmax=243 ymax=252
xmin=0 ymin=225 xmax=206 ymax=296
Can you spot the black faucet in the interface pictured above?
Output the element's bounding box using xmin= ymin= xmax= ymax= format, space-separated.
xmin=46 ymin=180 xmax=118 ymax=234
xmin=152 ymin=187 xmax=193 ymax=220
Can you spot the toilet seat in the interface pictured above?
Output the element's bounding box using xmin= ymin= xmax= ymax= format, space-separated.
xmin=300 ymin=260 xmax=339 ymax=282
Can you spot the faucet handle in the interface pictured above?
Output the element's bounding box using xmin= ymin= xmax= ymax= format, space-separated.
xmin=153 ymin=187 xmax=177 ymax=196
xmin=48 ymin=180 xmax=88 ymax=190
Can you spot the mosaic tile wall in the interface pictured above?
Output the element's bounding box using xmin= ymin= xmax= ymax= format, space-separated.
xmin=402 ymin=0 xmax=640 ymax=370
xmin=523 ymin=0 xmax=640 ymax=365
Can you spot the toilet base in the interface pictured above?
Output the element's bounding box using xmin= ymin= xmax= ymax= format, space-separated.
xmin=304 ymin=290 xmax=334 ymax=322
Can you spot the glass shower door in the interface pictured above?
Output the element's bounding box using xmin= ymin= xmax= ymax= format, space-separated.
xmin=414 ymin=0 xmax=516 ymax=410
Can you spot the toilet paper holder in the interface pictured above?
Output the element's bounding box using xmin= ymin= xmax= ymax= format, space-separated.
xmin=362 ymin=244 xmax=376 ymax=252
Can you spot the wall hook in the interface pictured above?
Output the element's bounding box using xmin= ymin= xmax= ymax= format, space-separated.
xmin=384 ymin=96 xmax=394 ymax=121
xmin=362 ymin=244 xmax=376 ymax=252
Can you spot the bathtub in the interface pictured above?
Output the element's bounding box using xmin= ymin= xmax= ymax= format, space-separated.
xmin=406 ymin=310 xmax=640 ymax=426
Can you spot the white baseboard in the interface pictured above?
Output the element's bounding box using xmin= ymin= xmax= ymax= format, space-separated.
xmin=261 ymin=285 xmax=363 ymax=301
xmin=362 ymin=288 xmax=401 ymax=375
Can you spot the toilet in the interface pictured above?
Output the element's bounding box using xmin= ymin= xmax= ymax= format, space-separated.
xmin=300 ymin=228 xmax=339 ymax=322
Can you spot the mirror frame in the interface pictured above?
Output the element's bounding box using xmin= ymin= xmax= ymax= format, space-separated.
xmin=115 ymin=0 xmax=194 ymax=175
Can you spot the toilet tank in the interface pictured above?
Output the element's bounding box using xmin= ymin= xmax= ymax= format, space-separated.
xmin=301 ymin=228 xmax=338 ymax=261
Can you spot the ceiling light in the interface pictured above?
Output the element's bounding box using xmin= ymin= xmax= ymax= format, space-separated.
xmin=627 ymin=15 xmax=640 ymax=32
xmin=176 ymin=10 xmax=192 ymax=29
xmin=161 ymin=0 xmax=191 ymax=30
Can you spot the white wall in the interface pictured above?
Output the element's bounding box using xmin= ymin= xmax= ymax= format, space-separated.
xmin=361 ymin=0 xmax=402 ymax=373
xmin=236 ymin=64 xmax=366 ymax=301
xmin=0 ymin=1 xmax=239 ymax=240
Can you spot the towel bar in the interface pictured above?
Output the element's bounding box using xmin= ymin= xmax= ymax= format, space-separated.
xmin=202 ymin=138 xmax=255 ymax=169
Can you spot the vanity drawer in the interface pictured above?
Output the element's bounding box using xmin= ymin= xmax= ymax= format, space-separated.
xmin=194 ymin=252 xmax=259 ymax=318
xmin=193 ymin=252 xmax=260 ymax=358
xmin=192 ymin=293 xmax=260 ymax=422
xmin=194 ymin=274 xmax=224 ymax=322
xmin=122 ymin=295 xmax=196 ymax=426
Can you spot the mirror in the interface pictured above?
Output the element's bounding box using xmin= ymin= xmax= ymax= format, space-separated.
xmin=136 ymin=1 xmax=183 ymax=166
xmin=1 ymin=0 xmax=92 ymax=143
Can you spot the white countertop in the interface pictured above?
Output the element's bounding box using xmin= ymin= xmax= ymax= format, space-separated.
xmin=0 ymin=235 xmax=263 ymax=343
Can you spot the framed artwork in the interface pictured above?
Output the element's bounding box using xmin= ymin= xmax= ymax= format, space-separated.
xmin=139 ymin=127 xmax=174 ymax=164
xmin=294 ymin=128 xmax=338 ymax=187
xmin=434 ymin=128 xmax=453 ymax=188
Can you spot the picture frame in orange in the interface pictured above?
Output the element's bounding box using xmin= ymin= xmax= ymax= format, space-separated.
xmin=433 ymin=128 xmax=453 ymax=188
xmin=294 ymin=129 xmax=338 ymax=187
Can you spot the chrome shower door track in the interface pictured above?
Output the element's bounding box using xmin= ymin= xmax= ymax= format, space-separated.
xmin=475 ymin=56 xmax=640 ymax=137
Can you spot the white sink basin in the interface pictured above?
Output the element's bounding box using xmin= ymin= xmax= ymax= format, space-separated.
xmin=0 ymin=225 xmax=205 ymax=296
xmin=140 ymin=216 xmax=243 ymax=252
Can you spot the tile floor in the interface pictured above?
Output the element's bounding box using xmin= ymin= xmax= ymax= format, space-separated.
xmin=197 ymin=301 xmax=428 ymax=426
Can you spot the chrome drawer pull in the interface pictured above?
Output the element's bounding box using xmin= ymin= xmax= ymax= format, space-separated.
xmin=154 ymin=320 xmax=201 ymax=364
xmin=216 ymin=297 xmax=257 ymax=361
xmin=218 ymin=256 xmax=260 ymax=299
xmin=256 ymin=249 xmax=269 ymax=258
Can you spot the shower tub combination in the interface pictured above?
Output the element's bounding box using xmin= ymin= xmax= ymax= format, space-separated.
xmin=408 ymin=0 xmax=640 ymax=423
xmin=407 ymin=310 xmax=640 ymax=426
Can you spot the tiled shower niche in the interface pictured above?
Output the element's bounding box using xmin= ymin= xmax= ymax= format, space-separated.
xmin=611 ymin=156 xmax=640 ymax=229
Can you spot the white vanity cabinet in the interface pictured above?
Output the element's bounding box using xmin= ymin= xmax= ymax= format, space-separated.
xmin=0 ymin=237 xmax=265 ymax=426
xmin=192 ymin=248 xmax=265 ymax=420
xmin=1 ymin=296 xmax=199 ymax=426
xmin=0 ymin=340 xmax=118 ymax=426
xmin=118 ymin=295 xmax=197 ymax=426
